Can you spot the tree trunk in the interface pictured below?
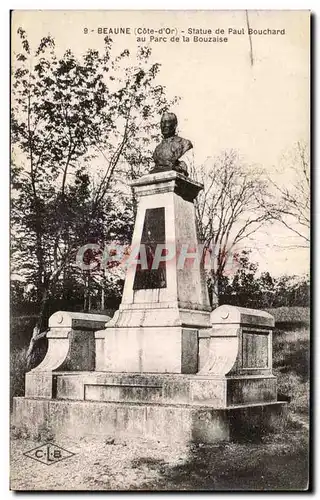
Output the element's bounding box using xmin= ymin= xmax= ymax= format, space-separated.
xmin=83 ymin=275 xmax=88 ymax=311
xmin=87 ymin=273 xmax=91 ymax=311
xmin=101 ymin=283 xmax=105 ymax=311
xmin=26 ymin=288 xmax=49 ymax=369
xmin=26 ymin=260 xmax=66 ymax=369
xmin=212 ymin=279 xmax=219 ymax=309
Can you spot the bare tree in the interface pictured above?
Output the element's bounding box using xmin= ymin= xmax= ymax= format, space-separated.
xmin=11 ymin=30 xmax=174 ymax=366
xmin=191 ymin=150 xmax=272 ymax=306
xmin=270 ymin=141 xmax=310 ymax=246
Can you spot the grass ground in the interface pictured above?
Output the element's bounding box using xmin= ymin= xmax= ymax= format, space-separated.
xmin=10 ymin=307 xmax=310 ymax=491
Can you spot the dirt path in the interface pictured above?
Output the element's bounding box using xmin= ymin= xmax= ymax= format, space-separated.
xmin=10 ymin=429 xmax=309 ymax=491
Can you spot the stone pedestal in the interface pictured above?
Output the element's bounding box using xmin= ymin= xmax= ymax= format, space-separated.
xmin=12 ymin=170 xmax=286 ymax=445
xmin=95 ymin=171 xmax=211 ymax=373
xmin=24 ymin=311 xmax=111 ymax=399
xmin=13 ymin=304 xmax=286 ymax=445
xmin=198 ymin=305 xmax=277 ymax=406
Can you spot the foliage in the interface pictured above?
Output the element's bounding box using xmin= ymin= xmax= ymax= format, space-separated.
xmin=266 ymin=306 xmax=310 ymax=324
xmin=11 ymin=29 xmax=175 ymax=331
xmin=273 ymin=327 xmax=309 ymax=426
xmin=10 ymin=346 xmax=28 ymax=403
xmin=217 ymin=250 xmax=310 ymax=309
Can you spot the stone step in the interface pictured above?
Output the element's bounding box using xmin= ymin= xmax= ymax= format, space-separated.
xmin=12 ymin=397 xmax=286 ymax=445
xmin=25 ymin=371 xmax=278 ymax=407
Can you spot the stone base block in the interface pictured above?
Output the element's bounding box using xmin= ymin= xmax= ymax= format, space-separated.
xmin=25 ymin=371 xmax=277 ymax=407
xmin=12 ymin=397 xmax=286 ymax=445
xmin=95 ymin=327 xmax=199 ymax=373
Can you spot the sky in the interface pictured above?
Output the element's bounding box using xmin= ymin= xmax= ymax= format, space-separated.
xmin=11 ymin=10 xmax=310 ymax=276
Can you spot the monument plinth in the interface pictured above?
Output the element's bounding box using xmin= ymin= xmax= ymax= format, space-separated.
xmin=95 ymin=170 xmax=211 ymax=373
xmin=12 ymin=112 xmax=286 ymax=445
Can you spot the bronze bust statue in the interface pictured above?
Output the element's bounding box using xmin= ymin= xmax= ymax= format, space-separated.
xmin=150 ymin=112 xmax=193 ymax=176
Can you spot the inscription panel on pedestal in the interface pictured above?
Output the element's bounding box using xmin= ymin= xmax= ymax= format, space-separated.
xmin=133 ymin=207 xmax=167 ymax=290
xmin=242 ymin=331 xmax=269 ymax=369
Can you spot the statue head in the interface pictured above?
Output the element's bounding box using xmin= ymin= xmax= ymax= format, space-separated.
xmin=160 ymin=112 xmax=177 ymax=139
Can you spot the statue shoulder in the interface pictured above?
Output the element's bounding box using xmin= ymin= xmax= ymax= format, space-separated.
xmin=175 ymin=136 xmax=193 ymax=152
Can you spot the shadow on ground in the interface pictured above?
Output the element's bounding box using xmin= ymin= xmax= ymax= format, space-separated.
xmin=130 ymin=433 xmax=309 ymax=491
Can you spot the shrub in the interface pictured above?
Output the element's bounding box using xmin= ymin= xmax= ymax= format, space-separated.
xmin=10 ymin=346 xmax=28 ymax=403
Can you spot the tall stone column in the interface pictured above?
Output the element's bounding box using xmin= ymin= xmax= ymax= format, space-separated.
xmin=95 ymin=170 xmax=211 ymax=373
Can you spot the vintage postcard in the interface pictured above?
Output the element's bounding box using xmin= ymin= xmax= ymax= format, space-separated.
xmin=10 ymin=10 xmax=310 ymax=491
